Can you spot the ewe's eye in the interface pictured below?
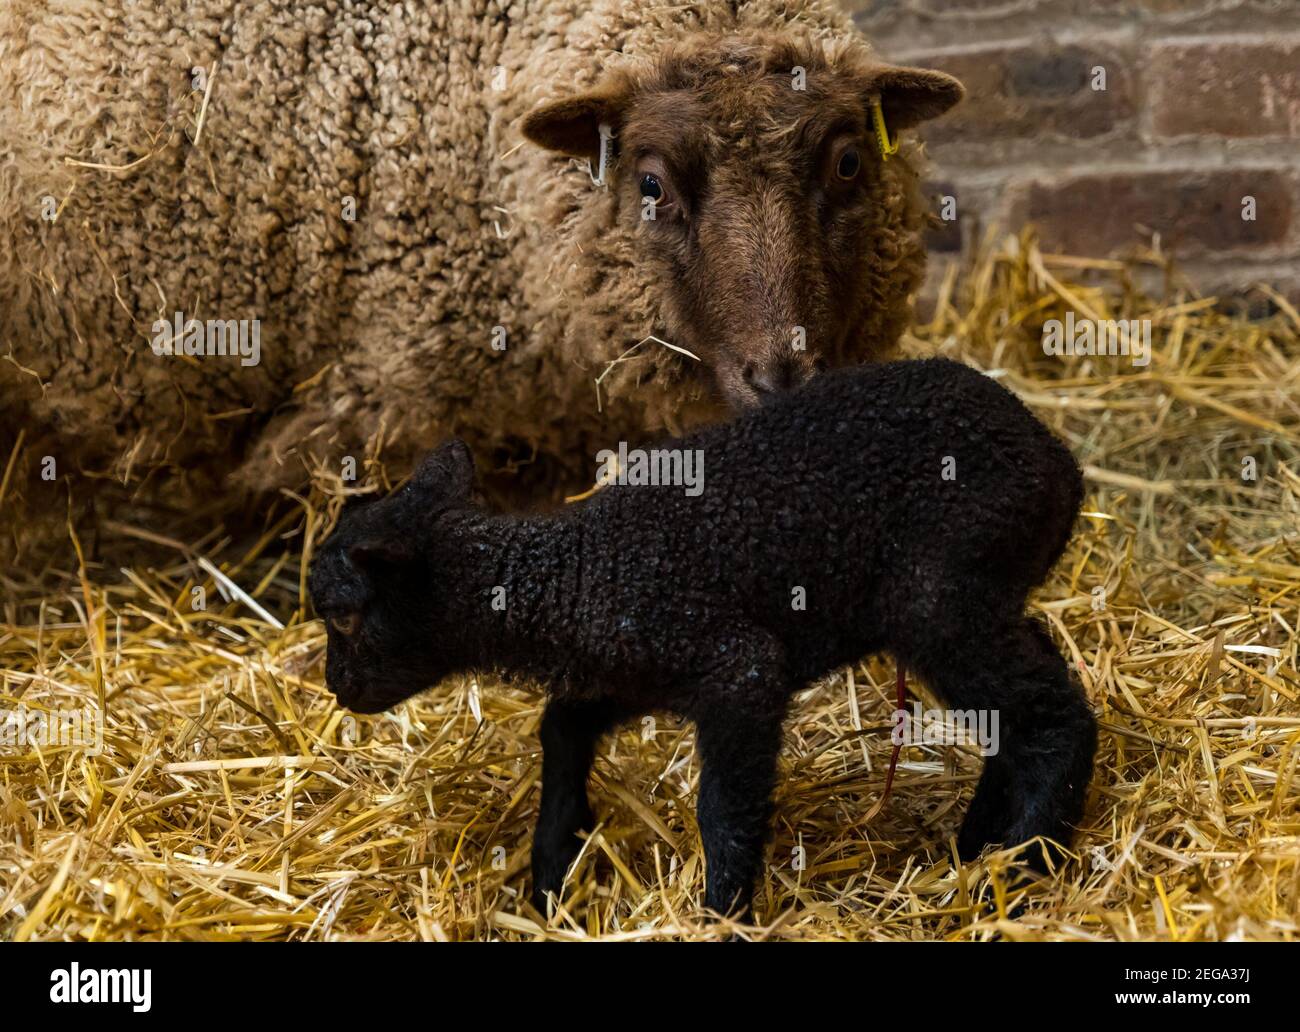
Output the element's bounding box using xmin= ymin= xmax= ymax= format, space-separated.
xmin=639 ymin=173 xmax=665 ymax=203
xmin=836 ymin=147 xmax=861 ymax=181
xmin=329 ymin=614 xmax=360 ymax=635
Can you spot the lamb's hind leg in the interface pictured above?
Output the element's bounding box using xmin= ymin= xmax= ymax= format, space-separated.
xmin=913 ymin=617 xmax=1096 ymax=872
xmin=531 ymin=698 xmax=627 ymax=914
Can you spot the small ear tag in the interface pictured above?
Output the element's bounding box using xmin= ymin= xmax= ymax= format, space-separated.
xmin=871 ymin=97 xmax=899 ymax=160
xmin=588 ymin=122 xmax=615 ymax=186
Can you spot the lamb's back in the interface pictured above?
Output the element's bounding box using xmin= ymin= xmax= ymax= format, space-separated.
xmin=587 ymin=359 xmax=1080 ymax=607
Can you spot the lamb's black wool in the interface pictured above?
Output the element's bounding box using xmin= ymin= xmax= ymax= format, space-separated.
xmin=309 ymin=358 xmax=1097 ymax=918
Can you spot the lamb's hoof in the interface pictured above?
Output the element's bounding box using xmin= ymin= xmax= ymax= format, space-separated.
xmin=530 ymin=885 xmax=557 ymax=918
xmin=529 ymin=863 xmax=568 ymax=918
xmin=530 ymin=849 xmax=578 ymax=918
xmin=1008 ymin=833 xmax=1072 ymax=876
xmin=956 ymin=818 xmax=1002 ymax=863
xmin=703 ymin=892 xmax=754 ymax=927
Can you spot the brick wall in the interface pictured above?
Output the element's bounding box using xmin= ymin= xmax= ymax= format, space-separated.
xmin=846 ymin=0 xmax=1300 ymax=305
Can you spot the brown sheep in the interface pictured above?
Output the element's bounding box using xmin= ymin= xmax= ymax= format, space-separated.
xmin=0 ymin=0 xmax=961 ymax=524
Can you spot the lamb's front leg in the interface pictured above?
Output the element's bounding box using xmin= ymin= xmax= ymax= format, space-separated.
xmin=692 ymin=647 xmax=789 ymax=921
xmin=531 ymin=698 xmax=626 ymax=914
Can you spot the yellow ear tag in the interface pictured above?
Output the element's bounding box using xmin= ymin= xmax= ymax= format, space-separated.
xmin=871 ymin=96 xmax=899 ymax=160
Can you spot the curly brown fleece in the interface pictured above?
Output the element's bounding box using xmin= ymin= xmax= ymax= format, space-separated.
xmin=0 ymin=0 xmax=954 ymax=515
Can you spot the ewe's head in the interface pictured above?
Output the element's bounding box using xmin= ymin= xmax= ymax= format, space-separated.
xmin=308 ymin=441 xmax=477 ymax=714
xmin=522 ymin=34 xmax=962 ymax=409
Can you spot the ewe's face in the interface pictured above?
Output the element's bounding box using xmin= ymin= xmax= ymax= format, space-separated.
xmin=523 ymin=39 xmax=962 ymax=409
xmin=617 ymin=80 xmax=869 ymax=405
xmin=308 ymin=442 xmax=476 ymax=714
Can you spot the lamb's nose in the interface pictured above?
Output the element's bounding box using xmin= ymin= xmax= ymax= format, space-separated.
xmin=743 ymin=356 xmax=813 ymax=395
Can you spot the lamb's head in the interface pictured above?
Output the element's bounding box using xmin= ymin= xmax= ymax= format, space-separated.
xmin=308 ymin=441 xmax=477 ymax=714
xmin=522 ymin=33 xmax=962 ymax=409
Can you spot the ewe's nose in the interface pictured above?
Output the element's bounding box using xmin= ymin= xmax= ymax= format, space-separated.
xmin=742 ymin=354 xmax=820 ymax=397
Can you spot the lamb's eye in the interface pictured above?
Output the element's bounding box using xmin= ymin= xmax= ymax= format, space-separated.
xmin=329 ymin=614 xmax=360 ymax=635
xmin=639 ymin=173 xmax=665 ymax=202
xmin=836 ymin=147 xmax=861 ymax=181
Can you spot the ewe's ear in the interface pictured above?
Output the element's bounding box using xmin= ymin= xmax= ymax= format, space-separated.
xmin=412 ymin=438 xmax=475 ymax=502
xmin=521 ymin=88 xmax=625 ymax=161
xmin=869 ymin=64 xmax=964 ymax=131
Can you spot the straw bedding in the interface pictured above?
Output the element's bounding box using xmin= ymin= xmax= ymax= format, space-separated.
xmin=2 ymin=233 xmax=1298 ymax=941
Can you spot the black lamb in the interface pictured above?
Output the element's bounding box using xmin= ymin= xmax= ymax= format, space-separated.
xmin=308 ymin=358 xmax=1097 ymax=919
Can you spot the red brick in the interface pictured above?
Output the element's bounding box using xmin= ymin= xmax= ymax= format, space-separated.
xmin=1180 ymin=267 xmax=1300 ymax=318
xmin=1070 ymin=0 xmax=1243 ymax=13
xmin=904 ymin=42 xmax=1135 ymax=143
xmin=908 ymin=0 xmax=1258 ymax=16
xmin=911 ymin=0 xmax=1034 ymax=11
xmin=1149 ymin=38 xmax=1300 ymax=138
xmin=855 ymin=3 xmax=1277 ymax=50
xmin=1007 ymin=169 xmax=1295 ymax=256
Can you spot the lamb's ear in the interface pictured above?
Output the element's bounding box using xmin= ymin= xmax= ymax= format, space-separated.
xmin=869 ymin=64 xmax=964 ymax=131
xmin=348 ymin=538 xmax=411 ymax=572
xmin=521 ymin=88 xmax=625 ymax=161
xmin=412 ymin=438 xmax=475 ymax=503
